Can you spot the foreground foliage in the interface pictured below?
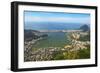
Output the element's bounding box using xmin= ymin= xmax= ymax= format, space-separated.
xmin=24 ymin=31 xmax=90 ymax=61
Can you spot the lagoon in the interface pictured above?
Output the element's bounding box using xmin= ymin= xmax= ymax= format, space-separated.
xmin=32 ymin=32 xmax=69 ymax=49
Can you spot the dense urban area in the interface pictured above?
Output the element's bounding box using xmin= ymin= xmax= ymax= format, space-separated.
xmin=24 ymin=24 xmax=90 ymax=61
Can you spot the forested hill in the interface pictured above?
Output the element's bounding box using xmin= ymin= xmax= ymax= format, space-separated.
xmin=24 ymin=30 xmax=48 ymax=42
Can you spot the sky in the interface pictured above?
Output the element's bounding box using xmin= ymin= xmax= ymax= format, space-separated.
xmin=24 ymin=11 xmax=90 ymax=30
xmin=24 ymin=11 xmax=90 ymax=24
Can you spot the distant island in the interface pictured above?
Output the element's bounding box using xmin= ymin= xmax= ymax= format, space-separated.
xmin=80 ymin=24 xmax=90 ymax=32
xmin=24 ymin=24 xmax=89 ymax=41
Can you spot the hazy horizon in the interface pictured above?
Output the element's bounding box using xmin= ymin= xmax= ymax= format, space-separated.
xmin=24 ymin=11 xmax=90 ymax=30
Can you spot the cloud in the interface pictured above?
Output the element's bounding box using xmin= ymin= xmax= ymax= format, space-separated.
xmin=25 ymin=14 xmax=90 ymax=24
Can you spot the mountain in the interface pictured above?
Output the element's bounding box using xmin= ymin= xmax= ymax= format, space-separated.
xmin=24 ymin=30 xmax=39 ymax=41
xmin=80 ymin=24 xmax=90 ymax=32
xmin=24 ymin=30 xmax=48 ymax=42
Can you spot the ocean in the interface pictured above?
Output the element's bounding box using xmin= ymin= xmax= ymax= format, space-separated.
xmin=24 ymin=22 xmax=87 ymax=49
xmin=24 ymin=22 xmax=83 ymax=30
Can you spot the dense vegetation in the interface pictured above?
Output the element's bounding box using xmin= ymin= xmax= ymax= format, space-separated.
xmin=52 ymin=25 xmax=90 ymax=60
xmin=53 ymin=26 xmax=90 ymax=60
xmin=24 ymin=25 xmax=90 ymax=61
xmin=52 ymin=48 xmax=90 ymax=60
xmin=24 ymin=30 xmax=48 ymax=41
